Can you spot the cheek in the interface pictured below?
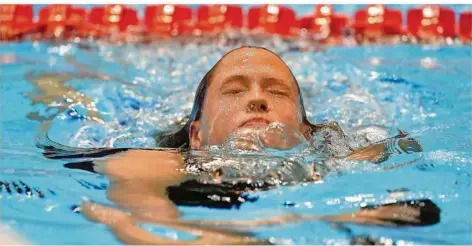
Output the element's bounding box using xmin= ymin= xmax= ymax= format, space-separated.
xmin=203 ymin=96 xmax=245 ymax=143
xmin=270 ymin=99 xmax=301 ymax=126
xmin=214 ymin=96 xmax=244 ymax=121
xmin=219 ymin=96 xmax=241 ymax=114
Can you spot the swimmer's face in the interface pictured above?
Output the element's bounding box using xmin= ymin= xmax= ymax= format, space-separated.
xmin=190 ymin=47 xmax=306 ymax=149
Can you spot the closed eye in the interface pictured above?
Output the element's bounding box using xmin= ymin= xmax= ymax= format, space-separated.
xmin=266 ymin=89 xmax=289 ymax=96
xmin=223 ymin=89 xmax=247 ymax=95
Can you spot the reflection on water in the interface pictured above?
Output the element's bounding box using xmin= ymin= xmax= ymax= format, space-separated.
xmin=0 ymin=40 xmax=470 ymax=244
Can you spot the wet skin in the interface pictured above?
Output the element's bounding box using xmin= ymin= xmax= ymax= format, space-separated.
xmin=189 ymin=47 xmax=307 ymax=148
xmin=80 ymin=148 xmax=431 ymax=245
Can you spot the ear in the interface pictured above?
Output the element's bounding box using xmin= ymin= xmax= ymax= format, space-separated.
xmin=189 ymin=121 xmax=202 ymax=149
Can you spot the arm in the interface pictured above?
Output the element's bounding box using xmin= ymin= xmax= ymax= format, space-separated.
xmin=82 ymin=150 xmax=266 ymax=245
xmin=346 ymin=130 xmax=423 ymax=163
xmin=263 ymin=122 xmax=422 ymax=164
xmin=82 ymin=149 xmax=436 ymax=245
xmin=92 ymin=150 xmax=186 ymax=219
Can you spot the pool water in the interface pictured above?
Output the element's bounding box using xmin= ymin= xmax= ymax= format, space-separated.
xmin=0 ymin=39 xmax=471 ymax=244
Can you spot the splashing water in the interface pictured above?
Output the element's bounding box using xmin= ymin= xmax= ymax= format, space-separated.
xmin=0 ymin=39 xmax=470 ymax=244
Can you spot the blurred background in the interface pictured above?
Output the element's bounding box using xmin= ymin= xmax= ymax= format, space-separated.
xmin=1 ymin=4 xmax=471 ymax=44
xmin=28 ymin=4 xmax=471 ymax=22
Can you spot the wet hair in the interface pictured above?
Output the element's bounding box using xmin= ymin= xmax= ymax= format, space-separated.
xmin=156 ymin=46 xmax=323 ymax=149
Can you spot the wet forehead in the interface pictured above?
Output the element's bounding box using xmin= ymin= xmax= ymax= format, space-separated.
xmin=211 ymin=48 xmax=295 ymax=83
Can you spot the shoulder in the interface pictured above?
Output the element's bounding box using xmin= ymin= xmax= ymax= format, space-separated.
xmin=311 ymin=121 xmax=347 ymax=137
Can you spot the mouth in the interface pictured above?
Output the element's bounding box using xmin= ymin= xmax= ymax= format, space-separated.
xmin=239 ymin=117 xmax=270 ymax=129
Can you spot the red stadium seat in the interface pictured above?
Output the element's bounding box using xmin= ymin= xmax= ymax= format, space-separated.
xmin=144 ymin=5 xmax=193 ymax=36
xmin=248 ymin=5 xmax=297 ymax=36
xmin=297 ymin=5 xmax=348 ymax=40
xmin=86 ymin=5 xmax=139 ymax=37
xmin=0 ymin=4 xmax=35 ymax=40
xmin=196 ymin=5 xmax=243 ymax=34
xmin=438 ymin=7 xmax=455 ymax=37
xmin=69 ymin=6 xmax=87 ymax=25
xmin=225 ymin=5 xmax=243 ymax=28
xmin=38 ymin=5 xmax=70 ymax=37
xmin=39 ymin=5 xmax=68 ymax=23
xmin=407 ymin=8 xmax=423 ymax=37
xmin=104 ymin=5 xmax=139 ymax=31
xmin=89 ymin=7 xmax=104 ymax=26
xmin=247 ymin=7 xmax=261 ymax=30
xmin=37 ymin=5 xmax=87 ymax=38
xmin=459 ymin=11 xmax=471 ymax=42
xmin=311 ymin=5 xmax=334 ymax=37
xmin=384 ymin=8 xmax=403 ymax=35
xmin=407 ymin=5 xmax=456 ymax=40
xmin=1 ymin=5 xmax=465 ymax=43
xmin=298 ymin=15 xmax=314 ymax=30
xmin=15 ymin=4 xmax=34 ymax=26
xmin=330 ymin=13 xmax=349 ymax=37
xmin=352 ymin=5 xmax=404 ymax=37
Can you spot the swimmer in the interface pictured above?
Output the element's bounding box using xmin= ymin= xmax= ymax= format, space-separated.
xmin=41 ymin=46 xmax=429 ymax=244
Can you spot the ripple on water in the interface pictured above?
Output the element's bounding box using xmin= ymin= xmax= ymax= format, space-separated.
xmin=0 ymin=41 xmax=470 ymax=244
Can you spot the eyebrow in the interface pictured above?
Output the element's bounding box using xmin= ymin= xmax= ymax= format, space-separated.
xmin=219 ymin=75 xmax=248 ymax=90
xmin=262 ymin=77 xmax=291 ymax=89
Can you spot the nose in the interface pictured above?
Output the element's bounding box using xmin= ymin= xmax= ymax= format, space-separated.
xmin=246 ymin=99 xmax=269 ymax=112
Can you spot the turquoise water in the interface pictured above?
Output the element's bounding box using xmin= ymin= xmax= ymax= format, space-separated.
xmin=0 ymin=40 xmax=471 ymax=244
